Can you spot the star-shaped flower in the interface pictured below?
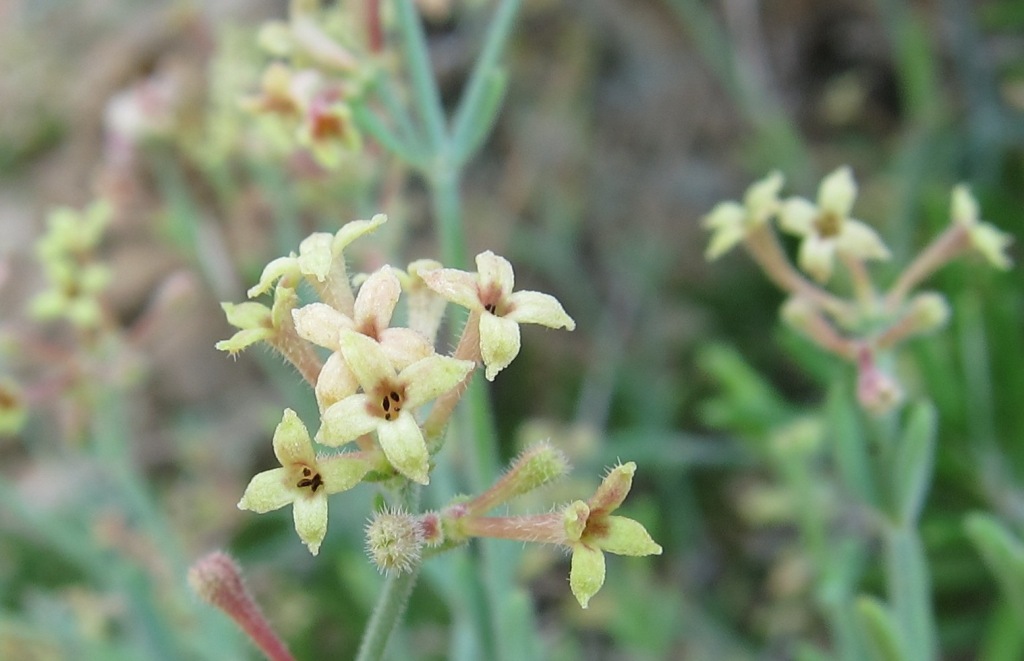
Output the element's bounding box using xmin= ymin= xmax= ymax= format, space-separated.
xmin=317 ymin=330 xmax=475 ymax=484
xmin=562 ymin=462 xmax=662 ymax=608
xmin=292 ymin=265 xmax=434 ymax=410
xmin=238 ymin=408 xmax=373 ymax=555
xmin=703 ymin=170 xmax=784 ymax=260
xmin=778 ymin=166 xmax=890 ymax=282
xmin=421 ymin=251 xmax=576 ymax=381
xmin=951 ymin=185 xmax=1013 ymax=270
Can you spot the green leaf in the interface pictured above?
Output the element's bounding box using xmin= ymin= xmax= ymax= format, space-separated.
xmin=855 ymin=596 xmax=907 ymax=661
xmin=451 ymin=68 xmax=508 ymax=166
xmin=965 ymin=512 xmax=1024 ymax=624
xmin=892 ymin=400 xmax=937 ymax=525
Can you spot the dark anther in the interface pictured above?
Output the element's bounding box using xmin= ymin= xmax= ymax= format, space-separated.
xmin=385 ymin=412 xmax=392 ymax=421
xmin=390 ymin=391 xmax=400 ymax=402
xmin=302 ymin=467 xmax=312 ymax=476
xmin=382 ymin=397 xmax=390 ymax=412
xmin=485 ymin=303 xmax=496 ymax=314
xmin=297 ymin=472 xmax=324 ymax=492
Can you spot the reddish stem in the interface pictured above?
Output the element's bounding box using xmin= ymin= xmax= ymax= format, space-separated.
xmin=367 ymin=0 xmax=384 ymax=53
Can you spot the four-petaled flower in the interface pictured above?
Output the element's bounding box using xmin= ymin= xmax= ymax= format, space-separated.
xmin=562 ymin=462 xmax=662 ymax=608
xmin=422 ymin=251 xmax=576 ymax=381
xmin=951 ymin=185 xmax=1013 ymax=270
xmin=293 ymin=265 xmax=434 ymax=410
xmin=238 ymin=408 xmax=373 ymax=555
xmin=318 ymin=330 xmax=475 ymax=484
xmin=703 ymin=170 xmax=784 ymax=260
xmin=779 ymin=166 xmax=890 ymax=282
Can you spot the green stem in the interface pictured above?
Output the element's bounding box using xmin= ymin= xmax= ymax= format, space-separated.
xmin=355 ymin=484 xmax=423 ymax=661
xmin=393 ymin=0 xmax=447 ymax=149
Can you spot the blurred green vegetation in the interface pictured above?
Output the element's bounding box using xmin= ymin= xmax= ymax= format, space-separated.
xmin=1 ymin=0 xmax=1023 ymax=659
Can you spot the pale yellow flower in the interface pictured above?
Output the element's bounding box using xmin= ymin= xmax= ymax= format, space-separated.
xmin=317 ymin=331 xmax=475 ymax=484
xmin=421 ymin=251 xmax=575 ymax=381
xmin=238 ymin=409 xmax=372 ymax=555
xmin=951 ymin=185 xmax=1013 ymax=270
xmin=779 ymin=166 xmax=890 ymax=282
xmin=703 ymin=170 xmax=784 ymax=260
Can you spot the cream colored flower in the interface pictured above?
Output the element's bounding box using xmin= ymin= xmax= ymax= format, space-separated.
xmin=951 ymin=185 xmax=1013 ymax=270
xmin=317 ymin=331 xmax=475 ymax=484
xmin=779 ymin=166 xmax=890 ymax=282
xmin=563 ymin=462 xmax=662 ymax=608
xmin=421 ymin=251 xmax=575 ymax=381
xmin=238 ymin=409 xmax=372 ymax=555
xmin=703 ymin=170 xmax=784 ymax=260
xmin=292 ymin=265 xmax=434 ymax=410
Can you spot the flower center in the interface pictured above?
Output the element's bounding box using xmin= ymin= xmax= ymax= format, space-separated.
xmin=814 ymin=211 xmax=843 ymax=239
xmin=379 ymin=389 xmax=404 ymax=422
xmin=296 ymin=466 xmax=324 ymax=493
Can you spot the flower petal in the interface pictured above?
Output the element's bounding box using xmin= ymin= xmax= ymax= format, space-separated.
xmin=970 ymin=222 xmax=1014 ymax=270
xmin=569 ymin=544 xmax=606 ymax=609
xmin=377 ymin=412 xmax=430 ymax=484
xmin=951 ymin=184 xmax=979 ymax=227
xmin=475 ymin=251 xmax=515 ymax=299
xmin=588 ymin=462 xmax=635 ymax=515
xmin=379 ymin=327 xmax=435 ymax=371
xmin=339 ymin=330 xmax=396 ymax=392
xmin=702 ymin=201 xmax=744 ymax=231
xmin=779 ymin=198 xmax=817 ymax=236
xmin=248 ymin=255 xmax=298 ymax=298
xmin=318 ymin=394 xmax=379 ymax=446
xmin=332 ymin=213 xmax=387 ymax=254
xmin=315 ymin=351 xmax=359 ymax=411
xmin=479 ymin=312 xmax=521 ymax=381
xmin=215 ymin=328 xmax=272 ymax=355
xmin=743 ymin=170 xmax=784 ymax=222
xmin=320 ymin=454 xmax=374 ymax=494
xmin=273 ymin=409 xmax=316 ymax=466
xmin=837 ymin=219 xmax=891 ymax=261
xmin=296 ymin=232 xmax=334 ymax=282
xmin=354 ymin=265 xmax=401 ymax=335
xmin=596 ymin=516 xmax=663 ymax=557
xmin=506 ymin=290 xmax=575 ymax=330
xmin=421 ymin=268 xmax=482 ymax=311
xmin=818 ymin=166 xmax=857 ymax=217
xmin=292 ymin=303 xmax=353 ymax=350
xmin=293 ymin=494 xmax=328 ymax=555
xmin=401 ymin=355 xmax=475 ymax=408
xmin=798 ymin=234 xmax=836 ymax=283
xmin=238 ymin=468 xmax=294 ymax=513
xmin=222 ymin=301 xmax=271 ymax=329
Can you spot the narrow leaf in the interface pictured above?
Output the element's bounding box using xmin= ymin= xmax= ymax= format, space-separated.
xmin=966 ymin=512 xmax=1024 ymax=624
xmin=855 ymin=596 xmax=907 ymax=661
xmin=893 ymin=400 xmax=937 ymax=525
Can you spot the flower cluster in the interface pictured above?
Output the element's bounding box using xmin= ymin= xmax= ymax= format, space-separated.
xmin=30 ymin=200 xmax=113 ymax=330
xmin=704 ymin=167 xmax=1013 ymax=414
xmin=220 ymin=214 xmax=657 ymax=607
xmin=240 ymin=2 xmax=373 ymax=169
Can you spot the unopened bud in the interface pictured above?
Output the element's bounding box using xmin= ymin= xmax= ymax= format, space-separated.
xmin=467 ymin=441 xmax=571 ymax=515
xmin=188 ymin=552 xmax=295 ymax=661
xmin=366 ymin=509 xmax=423 ymax=576
xmin=905 ymin=292 xmax=950 ymax=335
xmin=856 ymin=349 xmax=904 ymax=416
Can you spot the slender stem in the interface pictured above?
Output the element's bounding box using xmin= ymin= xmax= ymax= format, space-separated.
xmin=431 ymin=165 xmax=469 ymax=269
xmin=743 ymin=224 xmax=855 ymax=321
xmin=355 ymin=484 xmax=423 ymax=661
xmin=423 ymin=310 xmax=481 ymax=447
xmin=393 ymin=0 xmax=447 ymax=148
xmin=885 ymin=225 xmax=969 ymax=309
xmin=840 ymin=252 xmax=877 ymax=312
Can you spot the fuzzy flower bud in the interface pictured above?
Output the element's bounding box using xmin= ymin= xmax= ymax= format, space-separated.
xmin=856 ymin=348 xmax=904 ymax=416
xmin=189 ymin=552 xmax=295 ymax=661
xmin=466 ymin=441 xmax=571 ymax=515
xmin=366 ymin=508 xmax=423 ymax=576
